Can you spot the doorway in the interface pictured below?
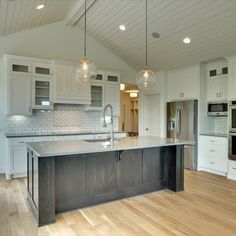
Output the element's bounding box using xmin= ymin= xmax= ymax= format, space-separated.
xmin=119 ymin=84 xmax=139 ymax=136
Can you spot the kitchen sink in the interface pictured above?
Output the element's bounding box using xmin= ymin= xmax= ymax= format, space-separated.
xmin=83 ymin=138 xmax=119 ymax=143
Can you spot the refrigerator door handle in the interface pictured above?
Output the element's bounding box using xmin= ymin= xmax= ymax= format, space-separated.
xmin=176 ymin=108 xmax=180 ymax=137
xmin=179 ymin=108 xmax=182 ymax=136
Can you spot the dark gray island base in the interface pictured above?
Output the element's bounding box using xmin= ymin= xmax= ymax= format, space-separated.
xmin=27 ymin=144 xmax=184 ymax=227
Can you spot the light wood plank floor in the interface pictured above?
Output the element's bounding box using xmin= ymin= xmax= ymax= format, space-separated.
xmin=1 ymin=170 xmax=236 ymax=236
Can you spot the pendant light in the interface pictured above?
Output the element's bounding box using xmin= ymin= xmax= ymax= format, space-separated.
xmin=76 ymin=0 xmax=97 ymax=82
xmin=136 ymin=0 xmax=156 ymax=91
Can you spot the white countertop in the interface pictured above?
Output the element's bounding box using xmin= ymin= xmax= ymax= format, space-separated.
xmin=27 ymin=136 xmax=195 ymax=157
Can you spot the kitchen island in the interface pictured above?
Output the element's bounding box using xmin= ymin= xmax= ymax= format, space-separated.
xmin=26 ymin=136 xmax=193 ymax=226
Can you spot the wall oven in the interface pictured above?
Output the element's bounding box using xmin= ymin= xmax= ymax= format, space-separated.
xmin=229 ymin=133 xmax=236 ymax=160
xmin=229 ymin=101 xmax=236 ymax=132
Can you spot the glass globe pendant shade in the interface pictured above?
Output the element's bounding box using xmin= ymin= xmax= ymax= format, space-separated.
xmin=136 ymin=67 xmax=156 ymax=91
xmin=76 ymin=58 xmax=97 ymax=82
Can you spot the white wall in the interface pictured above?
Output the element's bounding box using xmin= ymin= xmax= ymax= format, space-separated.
xmin=0 ymin=21 xmax=137 ymax=83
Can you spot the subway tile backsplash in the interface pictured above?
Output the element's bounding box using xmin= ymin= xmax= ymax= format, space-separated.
xmin=212 ymin=116 xmax=228 ymax=134
xmin=5 ymin=105 xmax=118 ymax=134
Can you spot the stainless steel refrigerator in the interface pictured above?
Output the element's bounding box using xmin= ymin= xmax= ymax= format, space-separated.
xmin=167 ymin=100 xmax=198 ymax=170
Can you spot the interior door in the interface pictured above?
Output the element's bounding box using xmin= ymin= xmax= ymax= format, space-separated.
xmin=141 ymin=94 xmax=161 ymax=136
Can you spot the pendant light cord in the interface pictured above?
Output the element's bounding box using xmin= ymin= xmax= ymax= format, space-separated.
xmin=145 ymin=0 xmax=148 ymax=68
xmin=84 ymin=0 xmax=87 ymax=58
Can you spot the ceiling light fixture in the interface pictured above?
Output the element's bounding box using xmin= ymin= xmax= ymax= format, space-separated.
xmin=76 ymin=0 xmax=97 ymax=82
xmin=130 ymin=92 xmax=138 ymax=98
xmin=183 ymin=37 xmax=191 ymax=44
xmin=120 ymin=83 xmax=125 ymax=90
xmin=119 ymin=24 xmax=126 ymax=31
xmin=136 ymin=0 xmax=156 ymax=91
xmin=36 ymin=4 xmax=45 ymax=10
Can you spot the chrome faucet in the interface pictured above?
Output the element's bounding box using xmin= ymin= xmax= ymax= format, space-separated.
xmin=103 ymin=104 xmax=114 ymax=144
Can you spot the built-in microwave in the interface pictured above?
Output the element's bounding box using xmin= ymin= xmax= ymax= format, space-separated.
xmin=207 ymin=102 xmax=228 ymax=116
xmin=229 ymin=101 xmax=236 ymax=132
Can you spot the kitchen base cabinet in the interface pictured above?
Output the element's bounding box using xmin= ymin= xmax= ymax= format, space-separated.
xmin=228 ymin=160 xmax=236 ymax=180
xmin=198 ymin=135 xmax=228 ymax=176
xmin=27 ymin=145 xmax=184 ymax=226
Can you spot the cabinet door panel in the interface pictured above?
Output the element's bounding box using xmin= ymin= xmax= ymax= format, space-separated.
xmin=8 ymin=74 xmax=32 ymax=115
xmin=55 ymin=156 xmax=87 ymax=204
xmin=11 ymin=147 xmax=27 ymax=175
xmin=117 ymin=149 xmax=142 ymax=189
xmin=87 ymin=152 xmax=117 ymax=195
xmin=143 ymin=148 xmax=165 ymax=184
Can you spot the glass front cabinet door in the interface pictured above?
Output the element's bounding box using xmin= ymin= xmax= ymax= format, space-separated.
xmin=32 ymin=77 xmax=53 ymax=109
xmin=90 ymin=82 xmax=104 ymax=110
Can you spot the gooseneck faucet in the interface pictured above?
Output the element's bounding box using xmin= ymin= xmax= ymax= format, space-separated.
xmin=103 ymin=104 xmax=114 ymax=144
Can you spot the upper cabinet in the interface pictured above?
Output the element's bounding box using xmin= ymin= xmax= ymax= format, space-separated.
xmin=8 ymin=73 xmax=32 ymax=115
xmin=167 ymin=65 xmax=199 ymax=101
xmin=32 ymin=63 xmax=53 ymax=77
xmin=54 ymin=62 xmax=91 ymax=105
xmin=5 ymin=55 xmax=54 ymax=115
xmin=206 ymin=60 xmax=228 ymax=102
xmin=227 ymin=57 xmax=236 ymax=100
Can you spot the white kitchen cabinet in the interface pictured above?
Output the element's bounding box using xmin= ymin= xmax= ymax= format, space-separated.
xmin=105 ymin=71 xmax=120 ymax=83
xmin=88 ymin=81 xmax=104 ymax=110
xmin=167 ymin=65 xmax=199 ymax=101
xmin=32 ymin=63 xmax=53 ymax=77
xmin=9 ymin=59 xmax=31 ymax=75
xmin=104 ymin=83 xmax=120 ymax=116
xmin=32 ymin=77 xmax=53 ymax=109
xmin=206 ymin=60 xmax=228 ymax=101
xmin=8 ymin=73 xmax=32 ymax=115
xmin=228 ymin=160 xmax=236 ymax=180
xmin=227 ymin=57 xmax=236 ymax=100
xmin=7 ymin=137 xmax=33 ymax=179
xmin=54 ymin=62 xmax=91 ymax=105
xmin=198 ymin=135 xmax=228 ymax=176
xmin=207 ymin=76 xmax=227 ymax=101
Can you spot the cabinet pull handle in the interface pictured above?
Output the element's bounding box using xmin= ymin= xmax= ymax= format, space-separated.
xmin=232 ymin=167 xmax=236 ymax=170
xmin=210 ymin=140 xmax=215 ymax=142
xmin=28 ymin=106 xmax=31 ymax=112
xmin=210 ymin=161 xmax=215 ymax=164
xmin=19 ymin=141 xmax=25 ymax=144
xmin=209 ymin=149 xmax=215 ymax=152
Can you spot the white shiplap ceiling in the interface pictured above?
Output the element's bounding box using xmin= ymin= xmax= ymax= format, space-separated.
xmin=0 ymin=0 xmax=77 ymax=36
xmin=1 ymin=0 xmax=236 ymax=71
xmin=75 ymin=0 xmax=236 ymax=71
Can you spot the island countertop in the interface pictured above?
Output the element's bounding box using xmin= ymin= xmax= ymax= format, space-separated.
xmin=27 ymin=136 xmax=194 ymax=157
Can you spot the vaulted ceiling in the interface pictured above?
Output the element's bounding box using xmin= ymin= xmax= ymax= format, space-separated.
xmin=1 ymin=0 xmax=236 ymax=71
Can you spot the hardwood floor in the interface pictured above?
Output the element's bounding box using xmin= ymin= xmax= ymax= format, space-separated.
xmin=1 ymin=170 xmax=236 ymax=236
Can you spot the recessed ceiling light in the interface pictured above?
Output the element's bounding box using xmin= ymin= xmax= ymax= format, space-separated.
xmin=183 ymin=37 xmax=191 ymax=44
xmin=36 ymin=4 xmax=45 ymax=10
xmin=152 ymin=32 xmax=160 ymax=39
xmin=119 ymin=25 xmax=126 ymax=31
